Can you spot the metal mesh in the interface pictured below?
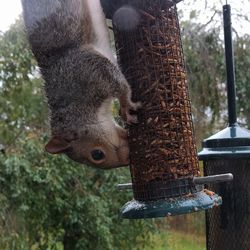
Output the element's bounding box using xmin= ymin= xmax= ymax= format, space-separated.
xmin=132 ymin=178 xmax=202 ymax=201
xmin=204 ymin=159 xmax=250 ymax=250
xmin=113 ymin=0 xmax=200 ymax=201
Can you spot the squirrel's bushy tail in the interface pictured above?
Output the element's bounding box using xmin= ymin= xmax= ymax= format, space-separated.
xmin=22 ymin=0 xmax=89 ymax=64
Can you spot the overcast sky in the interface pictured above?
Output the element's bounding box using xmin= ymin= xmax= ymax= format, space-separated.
xmin=0 ymin=0 xmax=22 ymax=32
xmin=0 ymin=0 xmax=249 ymax=34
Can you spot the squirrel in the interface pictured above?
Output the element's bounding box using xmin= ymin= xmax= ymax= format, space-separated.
xmin=21 ymin=0 xmax=140 ymax=168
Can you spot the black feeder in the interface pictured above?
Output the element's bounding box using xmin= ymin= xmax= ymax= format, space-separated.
xmin=199 ymin=4 xmax=250 ymax=250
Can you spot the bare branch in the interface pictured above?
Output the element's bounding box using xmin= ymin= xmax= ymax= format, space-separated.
xmin=232 ymin=26 xmax=240 ymax=40
xmin=197 ymin=10 xmax=218 ymax=32
xmin=234 ymin=13 xmax=250 ymax=23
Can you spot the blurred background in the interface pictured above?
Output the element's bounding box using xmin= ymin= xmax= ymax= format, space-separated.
xmin=0 ymin=0 xmax=249 ymax=249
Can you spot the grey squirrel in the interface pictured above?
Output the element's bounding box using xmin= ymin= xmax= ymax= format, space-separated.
xmin=21 ymin=0 xmax=140 ymax=168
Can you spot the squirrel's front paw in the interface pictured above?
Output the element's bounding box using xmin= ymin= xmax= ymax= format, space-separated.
xmin=120 ymin=101 xmax=141 ymax=125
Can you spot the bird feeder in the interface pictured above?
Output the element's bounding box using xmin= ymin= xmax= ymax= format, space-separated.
xmin=199 ymin=4 xmax=250 ymax=250
xmin=101 ymin=0 xmax=232 ymax=219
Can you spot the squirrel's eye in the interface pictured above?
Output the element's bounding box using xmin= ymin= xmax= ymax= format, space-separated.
xmin=91 ymin=149 xmax=105 ymax=161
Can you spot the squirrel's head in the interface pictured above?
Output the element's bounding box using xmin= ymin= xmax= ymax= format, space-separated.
xmin=45 ymin=99 xmax=130 ymax=169
xmin=45 ymin=123 xmax=129 ymax=169
xmin=42 ymin=49 xmax=132 ymax=168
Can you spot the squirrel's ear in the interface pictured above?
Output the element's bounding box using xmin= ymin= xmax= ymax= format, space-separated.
xmin=45 ymin=136 xmax=71 ymax=154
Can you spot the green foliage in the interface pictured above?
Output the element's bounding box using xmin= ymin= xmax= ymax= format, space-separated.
xmin=0 ymin=21 xmax=46 ymax=147
xmin=181 ymin=21 xmax=250 ymax=143
xmin=0 ymin=135 xmax=156 ymax=250
xmin=235 ymin=34 xmax=250 ymax=127
xmin=0 ymin=20 xmax=157 ymax=250
xmin=1 ymin=6 xmax=250 ymax=250
xmin=146 ymin=231 xmax=205 ymax=250
xmin=181 ymin=22 xmax=226 ymax=143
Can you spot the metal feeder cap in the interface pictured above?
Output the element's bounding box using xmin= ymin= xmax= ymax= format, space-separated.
xmin=199 ymin=125 xmax=250 ymax=159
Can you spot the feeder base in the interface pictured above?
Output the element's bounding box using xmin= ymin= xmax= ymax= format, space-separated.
xmin=121 ymin=191 xmax=222 ymax=219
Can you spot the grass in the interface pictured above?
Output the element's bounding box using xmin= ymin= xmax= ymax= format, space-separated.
xmin=145 ymin=230 xmax=206 ymax=250
xmin=0 ymin=230 xmax=205 ymax=250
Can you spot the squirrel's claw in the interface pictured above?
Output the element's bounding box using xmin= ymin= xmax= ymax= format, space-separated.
xmin=130 ymin=101 xmax=142 ymax=111
xmin=124 ymin=112 xmax=138 ymax=124
xmin=120 ymin=101 xmax=141 ymax=125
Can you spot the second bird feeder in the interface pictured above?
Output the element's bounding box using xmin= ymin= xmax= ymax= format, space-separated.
xmin=107 ymin=0 xmax=231 ymax=219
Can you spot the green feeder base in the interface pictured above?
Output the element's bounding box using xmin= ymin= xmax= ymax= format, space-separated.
xmin=121 ymin=191 xmax=222 ymax=219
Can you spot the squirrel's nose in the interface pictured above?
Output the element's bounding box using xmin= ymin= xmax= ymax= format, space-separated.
xmin=125 ymin=156 xmax=130 ymax=165
xmin=117 ymin=144 xmax=129 ymax=164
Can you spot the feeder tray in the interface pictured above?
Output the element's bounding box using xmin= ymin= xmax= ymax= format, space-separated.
xmin=108 ymin=0 xmax=232 ymax=219
xmin=121 ymin=192 xmax=221 ymax=219
xmin=117 ymin=175 xmax=232 ymax=219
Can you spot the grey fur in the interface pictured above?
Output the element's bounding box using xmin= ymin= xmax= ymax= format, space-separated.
xmin=21 ymin=0 xmax=138 ymax=168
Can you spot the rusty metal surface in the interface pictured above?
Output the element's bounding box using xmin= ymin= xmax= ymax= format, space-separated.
xmin=113 ymin=0 xmax=199 ymax=201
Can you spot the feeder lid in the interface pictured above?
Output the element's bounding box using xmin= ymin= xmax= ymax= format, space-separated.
xmin=199 ymin=124 xmax=250 ymax=159
xmin=101 ymin=0 xmax=183 ymax=19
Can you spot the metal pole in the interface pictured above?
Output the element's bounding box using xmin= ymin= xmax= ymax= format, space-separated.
xmin=223 ymin=4 xmax=237 ymax=126
xmin=117 ymin=174 xmax=233 ymax=190
xmin=193 ymin=174 xmax=233 ymax=185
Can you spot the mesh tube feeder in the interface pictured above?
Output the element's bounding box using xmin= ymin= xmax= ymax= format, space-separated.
xmin=102 ymin=0 xmax=231 ymax=219
xmin=199 ymin=4 xmax=250 ymax=250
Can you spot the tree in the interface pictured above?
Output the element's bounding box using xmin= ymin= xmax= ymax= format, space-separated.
xmin=180 ymin=11 xmax=250 ymax=145
xmin=181 ymin=21 xmax=226 ymax=145
xmin=234 ymin=34 xmax=250 ymax=127
xmin=0 ymin=21 xmax=157 ymax=250
xmin=0 ymin=21 xmax=46 ymax=148
xmin=1 ymin=4 xmax=250 ymax=248
xmin=0 ymin=135 xmax=157 ymax=250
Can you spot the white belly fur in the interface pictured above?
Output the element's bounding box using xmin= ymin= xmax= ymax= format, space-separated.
xmin=85 ymin=0 xmax=116 ymax=64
